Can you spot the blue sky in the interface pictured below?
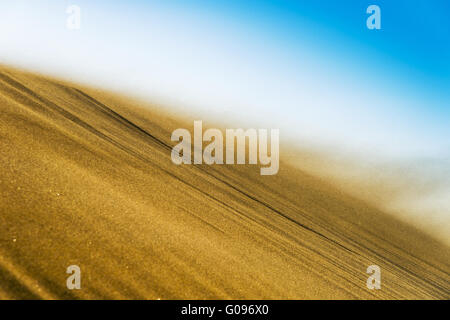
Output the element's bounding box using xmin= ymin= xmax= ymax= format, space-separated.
xmin=0 ymin=0 xmax=449 ymax=159
xmin=154 ymin=0 xmax=450 ymax=106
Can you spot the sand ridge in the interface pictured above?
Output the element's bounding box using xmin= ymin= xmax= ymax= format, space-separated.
xmin=0 ymin=66 xmax=448 ymax=299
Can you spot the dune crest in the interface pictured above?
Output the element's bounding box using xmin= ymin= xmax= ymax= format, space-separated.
xmin=0 ymin=66 xmax=448 ymax=299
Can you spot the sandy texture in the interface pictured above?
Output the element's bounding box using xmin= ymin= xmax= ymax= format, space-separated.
xmin=0 ymin=66 xmax=448 ymax=299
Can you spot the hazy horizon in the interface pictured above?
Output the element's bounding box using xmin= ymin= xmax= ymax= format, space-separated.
xmin=1 ymin=0 xmax=449 ymax=160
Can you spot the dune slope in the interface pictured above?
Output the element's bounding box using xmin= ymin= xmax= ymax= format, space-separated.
xmin=0 ymin=66 xmax=448 ymax=299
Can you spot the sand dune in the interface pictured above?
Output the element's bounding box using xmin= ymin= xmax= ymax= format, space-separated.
xmin=0 ymin=66 xmax=448 ymax=299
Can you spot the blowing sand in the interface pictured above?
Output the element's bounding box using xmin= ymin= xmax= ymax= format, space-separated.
xmin=0 ymin=66 xmax=448 ymax=299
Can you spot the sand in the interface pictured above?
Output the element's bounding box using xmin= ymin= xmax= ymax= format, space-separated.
xmin=0 ymin=66 xmax=448 ymax=299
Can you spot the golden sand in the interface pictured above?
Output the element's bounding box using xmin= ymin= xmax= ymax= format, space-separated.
xmin=0 ymin=66 xmax=448 ymax=299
